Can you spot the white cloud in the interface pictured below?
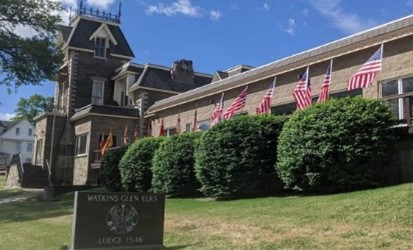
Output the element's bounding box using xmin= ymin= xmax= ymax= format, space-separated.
xmin=86 ymin=0 xmax=116 ymax=9
xmin=284 ymin=18 xmax=296 ymax=36
xmin=309 ymin=0 xmax=376 ymax=34
xmin=210 ymin=10 xmax=222 ymax=21
xmin=146 ymin=0 xmax=203 ymax=17
xmin=0 ymin=113 xmax=14 ymax=121
xmin=263 ymin=3 xmax=270 ymax=11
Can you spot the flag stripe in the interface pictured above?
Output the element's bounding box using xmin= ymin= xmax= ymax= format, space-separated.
xmin=293 ymin=67 xmax=312 ymax=110
xmin=256 ymin=77 xmax=276 ymax=114
xmin=347 ymin=46 xmax=382 ymax=90
xmin=223 ymin=86 xmax=248 ymax=120
xmin=211 ymin=93 xmax=225 ymax=126
xmin=318 ymin=60 xmax=332 ymax=102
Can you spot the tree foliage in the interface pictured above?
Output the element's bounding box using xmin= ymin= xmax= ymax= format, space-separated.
xmin=11 ymin=94 xmax=54 ymax=123
xmin=195 ymin=115 xmax=287 ymax=198
xmin=0 ymin=0 xmax=62 ymax=91
xmin=152 ymin=132 xmax=202 ymax=196
xmin=119 ymin=137 xmax=164 ymax=192
xmin=276 ymin=97 xmax=397 ymax=192
xmin=100 ymin=146 xmax=128 ymax=192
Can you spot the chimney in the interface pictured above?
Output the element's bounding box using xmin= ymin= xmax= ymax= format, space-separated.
xmin=170 ymin=59 xmax=195 ymax=84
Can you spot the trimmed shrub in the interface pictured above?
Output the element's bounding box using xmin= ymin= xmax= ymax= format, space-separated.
xmin=276 ymin=96 xmax=397 ymax=192
xmin=195 ymin=115 xmax=287 ymax=198
xmin=152 ymin=132 xmax=203 ymax=196
xmin=119 ymin=137 xmax=163 ymax=192
xmin=100 ymin=146 xmax=128 ymax=192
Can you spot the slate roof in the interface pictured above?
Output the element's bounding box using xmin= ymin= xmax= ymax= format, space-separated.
xmin=0 ymin=121 xmax=16 ymax=130
xmin=60 ymin=25 xmax=72 ymax=42
xmin=129 ymin=64 xmax=212 ymax=93
xmin=147 ymin=14 xmax=413 ymax=113
xmin=64 ymin=18 xmax=134 ymax=58
xmin=70 ymin=104 xmax=139 ymax=121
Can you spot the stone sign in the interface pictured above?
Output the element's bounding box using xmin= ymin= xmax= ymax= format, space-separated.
xmin=71 ymin=192 xmax=165 ymax=250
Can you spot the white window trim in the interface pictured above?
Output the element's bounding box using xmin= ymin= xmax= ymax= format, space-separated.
xmin=94 ymin=37 xmax=107 ymax=59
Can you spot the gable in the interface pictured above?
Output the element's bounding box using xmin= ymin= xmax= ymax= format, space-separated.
xmin=0 ymin=120 xmax=34 ymax=140
xmin=89 ymin=23 xmax=117 ymax=46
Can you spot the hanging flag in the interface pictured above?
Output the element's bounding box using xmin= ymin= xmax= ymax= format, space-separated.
xmin=99 ymin=133 xmax=106 ymax=156
xmin=223 ymin=86 xmax=248 ymax=120
xmin=192 ymin=110 xmax=197 ymax=132
xmin=101 ymin=129 xmax=113 ymax=156
xmin=122 ymin=125 xmax=129 ymax=145
xmin=159 ymin=119 xmax=164 ymax=136
xmin=347 ymin=45 xmax=383 ymax=90
xmin=133 ymin=126 xmax=139 ymax=141
xmin=175 ymin=114 xmax=181 ymax=134
xmin=211 ymin=93 xmax=225 ymax=126
xmin=318 ymin=60 xmax=333 ymax=102
xmin=146 ymin=122 xmax=152 ymax=137
xmin=256 ymin=77 xmax=276 ymax=114
xmin=293 ymin=67 xmax=312 ymax=110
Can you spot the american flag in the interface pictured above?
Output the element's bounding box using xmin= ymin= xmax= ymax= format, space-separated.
xmin=318 ymin=60 xmax=332 ymax=103
xmin=347 ymin=45 xmax=383 ymax=90
xmin=123 ymin=125 xmax=129 ymax=145
xmin=256 ymin=77 xmax=276 ymax=114
xmin=223 ymin=86 xmax=248 ymax=120
xmin=293 ymin=67 xmax=312 ymax=110
xmin=159 ymin=119 xmax=164 ymax=136
xmin=175 ymin=114 xmax=181 ymax=134
xmin=211 ymin=93 xmax=225 ymax=126
xmin=192 ymin=110 xmax=197 ymax=132
xmin=133 ymin=126 xmax=139 ymax=141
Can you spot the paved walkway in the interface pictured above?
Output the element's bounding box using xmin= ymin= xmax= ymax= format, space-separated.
xmin=0 ymin=188 xmax=44 ymax=204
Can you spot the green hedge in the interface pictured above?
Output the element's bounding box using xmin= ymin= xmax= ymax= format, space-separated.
xmin=152 ymin=132 xmax=202 ymax=196
xmin=100 ymin=146 xmax=128 ymax=192
xmin=195 ymin=115 xmax=287 ymax=198
xmin=276 ymin=97 xmax=397 ymax=192
xmin=119 ymin=137 xmax=163 ymax=192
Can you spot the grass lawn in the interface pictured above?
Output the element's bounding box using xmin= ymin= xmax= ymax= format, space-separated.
xmin=0 ymin=183 xmax=411 ymax=250
xmin=0 ymin=174 xmax=24 ymax=199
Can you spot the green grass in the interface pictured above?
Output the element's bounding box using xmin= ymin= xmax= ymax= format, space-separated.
xmin=0 ymin=174 xmax=24 ymax=199
xmin=0 ymin=183 xmax=412 ymax=249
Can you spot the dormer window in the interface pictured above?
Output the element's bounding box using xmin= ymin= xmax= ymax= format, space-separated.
xmin=95 ymin=37 xmax=106 ymax=58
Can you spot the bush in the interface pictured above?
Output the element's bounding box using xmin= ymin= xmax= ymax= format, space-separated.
xmin=119 ymin=137 xmax=163 ymax=192
xmin=195 ymin=115 xmax=286 ymax=198
xmin=152 ymin=132 xmax=203 ymax=196
xmin=100 ymin=146 xmax=128 ymax=192
xmin=276 ymin=97 xmax=397 ymax=192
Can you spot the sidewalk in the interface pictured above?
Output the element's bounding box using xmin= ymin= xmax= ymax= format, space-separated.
xmin=0 ymin=188 xmax=43 ymax=204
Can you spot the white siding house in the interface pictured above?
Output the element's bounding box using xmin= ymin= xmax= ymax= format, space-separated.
xmin=0 ymin=119 xmax=35 ymax=166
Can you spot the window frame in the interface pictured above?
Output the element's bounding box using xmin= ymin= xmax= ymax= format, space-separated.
xmin=75 ymin=133 xmax=88 ymax=156
xmin=380 ymin=75 xmax=413 ymax=121
xmin=94 ymin=37 xmax=107 ymax=58
xmin=15 ymin=127 xmax=20 ymax=135
xmin=92 ymin=80 xmax=105 ymax=105
xmin=26 ymin=142 xmax=33 ymax=152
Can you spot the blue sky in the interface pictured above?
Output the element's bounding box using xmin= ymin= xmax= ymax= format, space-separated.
xmin=1 ymin=0 xmax=413 ymax=120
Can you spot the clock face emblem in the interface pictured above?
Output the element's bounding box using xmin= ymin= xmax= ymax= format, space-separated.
xmin=106 ymin=203 xmax=139 ymax=235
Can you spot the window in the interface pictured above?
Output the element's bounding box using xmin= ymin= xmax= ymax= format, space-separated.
xmin=196 ymin=120 xmax=211 ymax=131
xmin=28 ymin=129 xmax=33 ymax=136
xmin=185 ymin=123 xmax=191 ymax=132
xmin=92 ymin=80 xmax=104 ymax=105
xmin=165 ymin=128 xmax=176 ymax=137
xmin=75 ymin=133 xmax=88 ymax=155
xmin=15 ymin=128 xmax=20 ymax=135
xmin=25 ymin=158 xmax=32 ymax=163
xmin=381 ymin=76 xmax=413 ymax=120
xmin=94 ymin=37 xmax=106 ymax=58
xmin=27 ymin=142 xmax=33 ymax=152
xmin=16 ymin=142 xmax=22 ymax=152
xmin=35 ymin=139 xmax=43 ymax=165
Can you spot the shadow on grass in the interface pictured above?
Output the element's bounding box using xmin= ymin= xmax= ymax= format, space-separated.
xmin=165 ymin=244 xmax=199 ymax=249
xmin=0 ymin=192 xmax=74 ymax=223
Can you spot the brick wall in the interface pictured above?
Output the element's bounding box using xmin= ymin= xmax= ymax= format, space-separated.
xmin=149 ymin=36 xmax=413 ymax=135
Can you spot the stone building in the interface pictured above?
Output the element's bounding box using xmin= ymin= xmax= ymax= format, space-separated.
xmin=33 ymin=3 xmax=212 ymax=185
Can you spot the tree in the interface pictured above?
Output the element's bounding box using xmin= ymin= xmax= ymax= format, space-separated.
xmin=0 ymin=0 xmax=62 ymax=91
xmin=12 ymin=94 xmax=54 ymax=123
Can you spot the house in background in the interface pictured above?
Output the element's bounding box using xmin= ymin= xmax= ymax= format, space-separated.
xmin=0 ymin=120 xmax=35 ymax=167
xmin=33 ymin=2 xmax=212 ymax=186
